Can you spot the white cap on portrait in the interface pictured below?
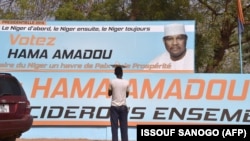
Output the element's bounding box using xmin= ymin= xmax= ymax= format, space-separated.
xmin=164 ymin=23 xmax=186 ymax=36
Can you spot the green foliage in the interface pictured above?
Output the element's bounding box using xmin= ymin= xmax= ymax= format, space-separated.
xmin=0 ymin=10 xmax=17 ymax=19
xmin=129 ymin=0 xmax=190 ymax=20
xmin=55 ymin=1 xmax=85 ymax=20
xmin=87 ymin=0 xmax=129 ymax=20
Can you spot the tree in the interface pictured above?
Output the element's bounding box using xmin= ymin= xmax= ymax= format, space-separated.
xmin=87 ymin=0 xmax=130 ymax=20
xmin=55 ymin=0 xmax=89 ymax=20
xmin=0 ymin=0 xmax=60 ymax=20
xmin=129 ymin=0 xmax=190 ymax=20
xmin=193 ymin=0 xmax=250 ymax=73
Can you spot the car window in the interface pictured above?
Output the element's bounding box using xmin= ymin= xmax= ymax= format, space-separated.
xmin=0 ymin=77 xmax=21 ymax=96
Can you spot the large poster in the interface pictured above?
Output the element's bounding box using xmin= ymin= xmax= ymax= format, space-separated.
xmin=0 ymin=20 xmax=195 ymax=73
xmin=1 ymin=20 xmax=249 ymax=128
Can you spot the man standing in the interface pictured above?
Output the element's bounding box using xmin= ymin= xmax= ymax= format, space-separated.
xmin=108 ymin=65 xmax=130 ymax=141
xmin=148 ymin=23 xmax=194 ymax=72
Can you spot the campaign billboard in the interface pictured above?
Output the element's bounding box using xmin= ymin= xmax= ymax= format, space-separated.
xmin=0 ymin=20 xmax=249 ymax=129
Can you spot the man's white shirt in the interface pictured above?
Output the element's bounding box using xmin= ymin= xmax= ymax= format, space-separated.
xmin=109 ymin=78 xmax=130 ymax=106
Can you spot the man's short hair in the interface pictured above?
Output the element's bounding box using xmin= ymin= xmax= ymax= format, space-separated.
xmin=115 ymin=66 xmax=123 ymax=76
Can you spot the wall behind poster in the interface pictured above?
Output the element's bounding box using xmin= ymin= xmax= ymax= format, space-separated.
xmin=0 ymin=20 xmax=249 ymax=140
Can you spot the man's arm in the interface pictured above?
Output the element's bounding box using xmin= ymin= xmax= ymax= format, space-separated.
xmin=108 ymin=89 xmax=112 ymax=96
xmin=126 ymin=91 xmax=129 ymax=98
xmin=108 ymin=81 xmax=112 ymax=96
xmin=126 ymin=83 xmax=130 ymax=98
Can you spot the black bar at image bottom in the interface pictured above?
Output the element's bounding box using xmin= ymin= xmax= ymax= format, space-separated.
xmin=137 ymin=125 xmax=250 ymax=141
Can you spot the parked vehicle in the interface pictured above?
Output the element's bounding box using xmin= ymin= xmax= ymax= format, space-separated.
xmin=0 ymin=73 xmax=33 ymax=141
